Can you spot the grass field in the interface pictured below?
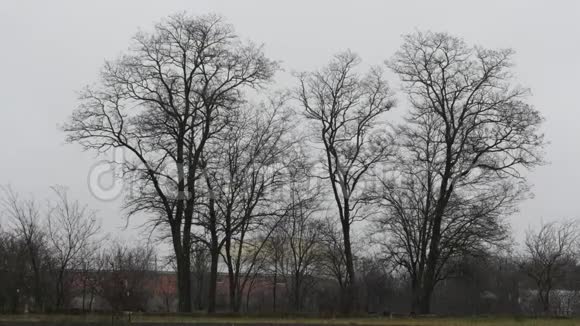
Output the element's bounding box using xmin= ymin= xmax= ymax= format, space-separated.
xmin=0 ymin=315 xmax=579 ymax=326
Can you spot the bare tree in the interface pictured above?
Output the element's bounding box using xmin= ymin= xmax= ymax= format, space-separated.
xmin=297 ymin=50 xmax=395 ymax=313
xmin=0 ymin=186 xmax=48 ymax=311
xmin=260 ymin=154 xmax=322 ymax=312
xmin=520 ymin=221 xmax=579 ymax=314
xmin=374 ymin=143 xmax=514 ymax=314
xmin=196 ymin=96 xmax=292 ymax=312
xmin=383 ymin=31 xmax=545 ymax=314
xmin=46 ymin=186 xmax=101 ymax=309
xmin=278 ymin=159 xmax=322 ymax=312
xmin=63 ymin=13 xmax=277 ymax=312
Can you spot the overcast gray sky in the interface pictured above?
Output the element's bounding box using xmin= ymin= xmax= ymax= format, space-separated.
xmin=0 ymin=0 xmax=578 ymax=242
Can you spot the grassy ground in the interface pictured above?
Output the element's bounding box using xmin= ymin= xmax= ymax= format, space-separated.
xmin=0 ymin=314 xmax=579 ymax=325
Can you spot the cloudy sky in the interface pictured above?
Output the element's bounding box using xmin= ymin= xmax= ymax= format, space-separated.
xmin=0 ymin=0 xmax=578 ymax=242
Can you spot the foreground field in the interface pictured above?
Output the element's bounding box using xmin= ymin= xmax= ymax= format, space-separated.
xmin=0 ymin=315 xmax=579 ymax=326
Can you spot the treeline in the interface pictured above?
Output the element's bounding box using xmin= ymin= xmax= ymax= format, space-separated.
xmin=0 ymin=185 xmax=159 ymax=312
xmin=0 ymin=12 xmax=557 ymax=316
xmin=2 ymin=202 xmax=580 ymax=316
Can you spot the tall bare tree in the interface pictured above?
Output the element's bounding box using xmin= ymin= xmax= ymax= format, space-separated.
xmin=63 ymin=13 xmax=277 ymax=312
xmin=520 ymin=221 xmax=579 ymax=314
xmin=374 ymin=130 xmax=515 ymax=314
xmin=297 ymin=51 xmax=395 ymax=313
xmin=196 ymin=96 xmax=292 ymax=312
xmin=384 ymin=31 xmax=545 ymax=314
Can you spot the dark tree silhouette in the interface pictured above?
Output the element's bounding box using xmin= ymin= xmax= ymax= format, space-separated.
xmin=382 ymin=31 xmax=545 ymax=314
xmin=520 ymin=221 xmax=578 ymax=314
xmin=196 ymin=96 xmax=292 ymax=312
xmin=64 ymin=13 xmax=277 ymax=312
xmin=46 ymin=186 xmax=101 ymax=309
xmin=273 ymin=155 xmax=322 ymax=312
xmin=0 ymin=186 xmax=48 ymax=312
xmin=297 ymin=51 xmax=395 ymax=313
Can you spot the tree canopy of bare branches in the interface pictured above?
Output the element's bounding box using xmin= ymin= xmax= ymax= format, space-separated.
xmin=377 ymin=31 xmax=545 ymax=314
xmin=46 ymin=186 xmax=101 ymax=309
xmin=0 ymin=186 xmax=48 ymax=311
xmin=63 ymin=13 xmax=277 ymax=312
xmin=520 ymin=221 xmax=579 ymax=314
xmin=263 ymin=153 xmax=322 ymax=312
xmin=296 ymin=50 xmax=395 ymax=313
xmin=195 ymin=95 xmax=293 ymax=312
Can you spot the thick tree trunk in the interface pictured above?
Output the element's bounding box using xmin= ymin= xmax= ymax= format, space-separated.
xmin=419 ymin=188 xmax=449 ymax=315
xmin=226 ymin=257 xmax=236 ymax=312
xmin=294 ymin=272 xmax=301 ymax=312
xmin=418 ymin=287 xmax=432 ymax=314
xmin=206 ymin=195 xmax=219 ymax=314
xmin=234 ymin=291 xmax=242 ymax=313
xmin=341 ymin=218 xmax=356 ymax=315
xmin=410 ymin=281 xmax=432 ymax=315
xmin=56 ymin=268 xmax=65 ymax=310
xmin=207 ymin=245 xmax=219 ymax=314
xmin=540 ymin=288 xmax=551 ymax=315
xmin=228 ymin=273 xmax=240 ymax=313
xmin=176 ymin=253 xmax=192 ymax=312
xmin=410 ymin=280 xmax=420 ymax=315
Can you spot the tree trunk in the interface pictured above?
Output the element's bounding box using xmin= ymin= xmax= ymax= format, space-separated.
xmin=540 ymin=288 xmax=551 ymax=315
xmin=272 ymin=267 xmax=277 ymax=313
xmin=207 ymin=244 xmax=219 ymax=314
xmin=234 ymin=290 xmax=242 ymax=313
xmin=410 ymin=279 xmax=420 ymax=315
xmin=195 ymin=273 xmax=204 ymax=310
xmin=410 ymin=280 xmax=432 ymax=315
xmin=419 ymin=193 xmax=448 ymax=315
xmin=176 ymin=253 xmax=192 ymax=312
xmin=294 ymin=272 xmax=301 ymax=312
xmin=225 ymin=247 xmax=236 ymax=312
xmin=228 ymin=268 xmax=237 ymax=312
xmin=89 ymin=289 xmax=95 ymax=311
xmin=56 ymin=268 xmax=65 ymax=310
xmin=418 ymin=287 xmax=432 ymax=315
xmin=341 ymin=218 xmax=356 ymax=315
